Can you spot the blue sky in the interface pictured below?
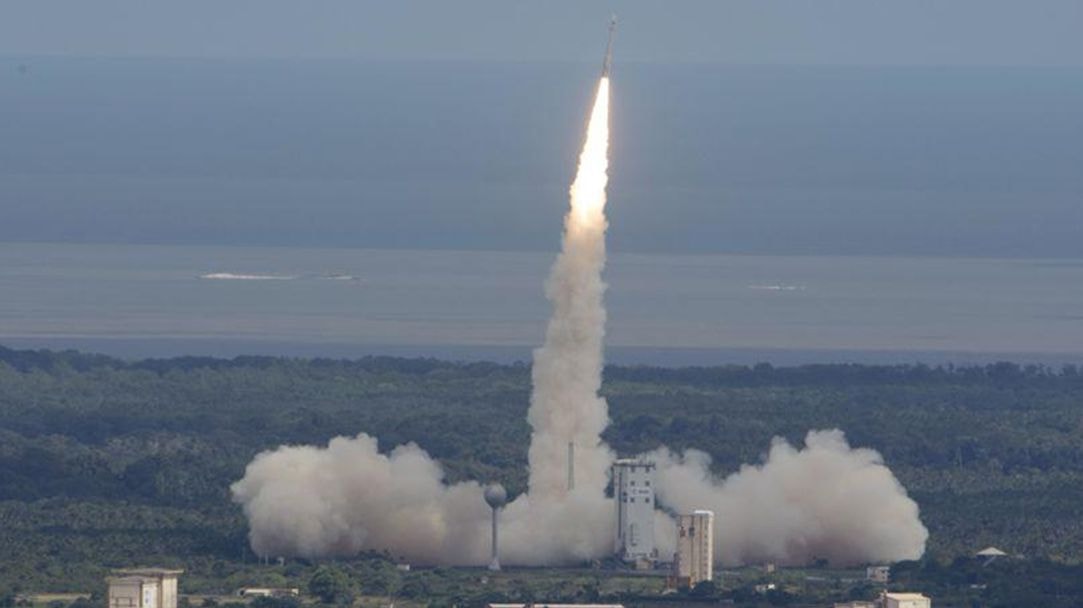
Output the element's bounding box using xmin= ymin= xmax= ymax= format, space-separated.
xmin=2 ymin=2 xmax=1081 ymax=257
xmin=4 ymin=1 xmax=1083 ymax=66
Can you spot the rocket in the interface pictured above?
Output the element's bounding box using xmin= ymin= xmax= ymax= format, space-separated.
xmin=602 ymin=15 xmax=616 ymax=77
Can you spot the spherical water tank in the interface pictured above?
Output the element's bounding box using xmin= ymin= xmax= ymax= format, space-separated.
xmin=484 ymin=483 xmax=507 ymax=509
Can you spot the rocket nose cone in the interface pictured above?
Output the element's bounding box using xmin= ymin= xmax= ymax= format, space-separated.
xmin=601 ymin=17 xmax=615 ymax=77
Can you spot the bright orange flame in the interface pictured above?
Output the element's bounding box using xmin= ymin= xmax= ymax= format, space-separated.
xmin=568 ymin=78 xmax=610 ymax=228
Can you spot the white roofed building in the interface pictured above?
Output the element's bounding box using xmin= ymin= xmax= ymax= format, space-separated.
xmin=882 ymin=591 xmax=931 ymax=608
xmin=107 ymin=569 xmax=182 ymax=608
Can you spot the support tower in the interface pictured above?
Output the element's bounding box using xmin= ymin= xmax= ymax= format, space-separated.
xmin=612 ymin=459 xmax=656 ymax=564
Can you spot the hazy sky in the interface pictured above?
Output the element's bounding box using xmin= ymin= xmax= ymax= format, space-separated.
xmin=2 ymin=2 xmax=1082 ymax=258
xmin=4 ymin=0 xmax=1083 ymax=67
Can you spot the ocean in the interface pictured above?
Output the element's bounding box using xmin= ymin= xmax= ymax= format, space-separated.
xmin=3 ymin=242 xmax=1082 ymax=366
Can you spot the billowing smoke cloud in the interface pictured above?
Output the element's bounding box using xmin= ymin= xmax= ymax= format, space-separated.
xmin=230 ymin=429 xmax=926 ymax=566
xmin=232 ymin=77 xmax=618 ymax=567
xmin=230 ymin=434 xmax=490 ymax=563
xmin=647 ymin=430 xmax=928 ymax=566
xmin=231 ymin=430 xmax=625 ymax=565
xmin=230 ymin=75 xmax=928 ymax=567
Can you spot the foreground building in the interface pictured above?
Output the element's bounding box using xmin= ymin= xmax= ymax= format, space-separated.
xmin=882 ymin=592 xmax=931 ymax=608
xmin=106 ymin=569 xmax=182 ymax=608
xmin=612 ymin=459 xmax=656 ymax=564
xmin=674 ymin=510 xmax=714 ymax=588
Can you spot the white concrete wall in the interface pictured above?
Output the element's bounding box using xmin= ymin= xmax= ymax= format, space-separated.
xmin=141 ymin=581 xmax=159 ymax=608
xmin=676 ymin=511 xmax=714 ymax=585
xmin=161 ymin=577 xmax=177 ymax=608
xmin=108 ymin=582 xmax=141 ymax=608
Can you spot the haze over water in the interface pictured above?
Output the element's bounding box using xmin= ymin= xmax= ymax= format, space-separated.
xmin=3 ymin=242 xmax=1083 ymax=365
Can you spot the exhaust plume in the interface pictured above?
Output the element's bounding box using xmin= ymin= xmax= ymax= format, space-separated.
xmin=527 ymin=76 xmax=612 ymax=500
xmin=230 ymin=73 xmax=928 ymax=568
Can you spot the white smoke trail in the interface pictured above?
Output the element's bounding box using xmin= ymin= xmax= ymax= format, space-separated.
xmin=527 ymin=76 xmax=612 ymax=500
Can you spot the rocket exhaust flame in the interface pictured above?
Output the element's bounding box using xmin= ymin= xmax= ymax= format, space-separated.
xmin=230 ymin=27 xmax=927 ymax=568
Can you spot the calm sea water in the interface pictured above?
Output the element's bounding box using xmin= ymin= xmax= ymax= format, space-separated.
xmin=3 ymin=242 xmax=1083 ymax=365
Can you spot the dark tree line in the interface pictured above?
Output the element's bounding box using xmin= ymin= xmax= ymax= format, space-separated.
xmin=2 ymin=344 xmax=1083 ymax=596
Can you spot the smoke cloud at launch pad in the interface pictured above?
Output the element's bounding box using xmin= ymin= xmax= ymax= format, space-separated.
xmin=231 ymin=75 xmax=927 ymax=568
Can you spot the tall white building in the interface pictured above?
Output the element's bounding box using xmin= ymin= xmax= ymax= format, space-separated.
xmin=107 ymin=569 xmax=182 ymax=608
xmin=674 ymin=510 xmax=714 ymax=587
xmin=612 ymin=459 xmax=656 ymax=563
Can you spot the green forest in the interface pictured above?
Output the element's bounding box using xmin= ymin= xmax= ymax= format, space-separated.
xmin=2 ymin=345 xmax=1083 ymax=605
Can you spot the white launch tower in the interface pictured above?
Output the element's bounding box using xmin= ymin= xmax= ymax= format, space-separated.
xmin=612 ymin=459 xmax=656 ymax=563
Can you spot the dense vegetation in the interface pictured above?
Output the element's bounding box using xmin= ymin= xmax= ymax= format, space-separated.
xmin=2 ymin=345 xmax=1083 ymax=605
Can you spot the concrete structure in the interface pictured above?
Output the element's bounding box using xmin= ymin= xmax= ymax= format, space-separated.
xmin=612 ymin=459 xmax=656 ymax=563
xmin=866 ymin=565 xmax=890 ymax=583
xmin=107 ymin=569 xmax=182 ymax=608
xmin=674 ymin=510 xmax=714 ymax=588
xmin=882 ymin=592 xmax=931 ymax=608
